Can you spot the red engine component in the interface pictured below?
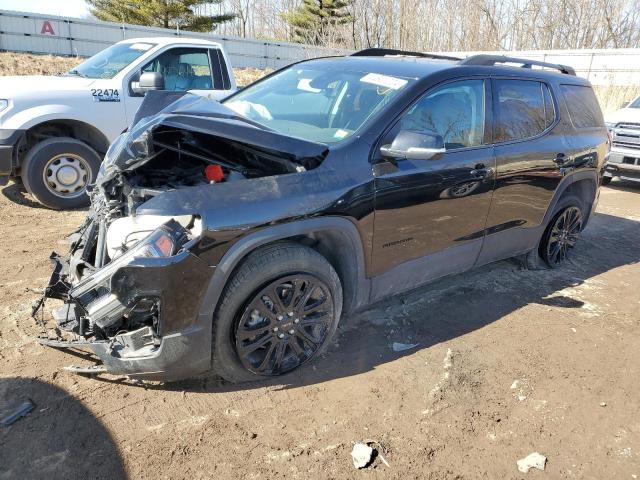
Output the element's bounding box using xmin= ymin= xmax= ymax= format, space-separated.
xmin=205 ymin=164 xmax=225 ymax=183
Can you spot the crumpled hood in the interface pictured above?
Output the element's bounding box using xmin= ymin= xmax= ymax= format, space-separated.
xmin=98 ymin=93 xmax=329 ymax=185
xmin=0 ymin=75 xmax=95 ymax=98
xmin=606 ymin=107 xmax=640 ymax=126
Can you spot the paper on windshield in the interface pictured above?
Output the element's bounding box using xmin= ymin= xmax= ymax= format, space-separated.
xmin=360 ymin=73 xmax=407 ymax=90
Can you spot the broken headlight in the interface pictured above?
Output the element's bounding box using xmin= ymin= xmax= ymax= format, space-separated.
xmin=70 ymin=219 xmax=187 ymax=298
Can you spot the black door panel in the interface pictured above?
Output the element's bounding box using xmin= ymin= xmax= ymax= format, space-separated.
xmin=372 ymin=147 xmax=495 ymax=276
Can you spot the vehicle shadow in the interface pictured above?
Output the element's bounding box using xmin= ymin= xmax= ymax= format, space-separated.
xmin=0 ymin=180 xmax=48 ymax=209
xmin=94 ymin=211 xmax=639 ymax=394
xmin=604 ymin=179 xmax=640 ymax=193
xmin=0 ymin=377 xmax=127 ymax=479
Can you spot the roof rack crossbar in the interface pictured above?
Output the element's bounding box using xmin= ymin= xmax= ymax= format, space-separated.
xmin=459 ymin=54 xmax=576 ymax=75
xmin=351 ymin=48 xmax=461 ymax=62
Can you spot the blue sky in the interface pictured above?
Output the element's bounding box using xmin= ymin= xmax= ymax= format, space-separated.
xmin=0 ymin=0 xmax=90 ymax=18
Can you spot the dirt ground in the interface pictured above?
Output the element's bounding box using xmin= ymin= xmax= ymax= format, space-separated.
xmin=0 ymin=178 xmax=638 ymax=479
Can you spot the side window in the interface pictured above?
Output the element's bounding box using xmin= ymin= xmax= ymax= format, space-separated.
xmin=142 ymin=48 xmax=213 ymax=91
xmin=494 ymin=79 xmax=554 ymax=142
xmin=560 ymin=85 xmax=604 ymax=129
xmin=399 ymin=79 xmax=485 ymax=150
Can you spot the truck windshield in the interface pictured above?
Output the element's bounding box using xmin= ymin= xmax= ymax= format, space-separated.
xmin=67 ymin=42 xmax=156 ymax=79
xmin=224 ymin=66 xmax=413 ymax=144
xmin=629 ymin=97 xmax=640 ymax=108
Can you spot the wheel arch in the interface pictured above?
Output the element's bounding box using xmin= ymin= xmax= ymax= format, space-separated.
xmin=542 ymin=171 xmax=598 ymax=228
xmin=198 ymin=217 xmax=371 ymax=324
xmin=15 ymin=119 xmax=110 ymax=170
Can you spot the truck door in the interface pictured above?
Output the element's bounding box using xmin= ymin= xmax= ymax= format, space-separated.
xmin=124 ymin=47 xmax=233 ymax=124
xmin=370 ymin=79 xmax=495 ymax=297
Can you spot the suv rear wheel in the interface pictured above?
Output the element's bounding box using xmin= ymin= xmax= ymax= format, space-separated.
xmin=21 ymin=138 xmax=101 ymax=210
xmin=523 ymin=195 xmax=585 ymax=269
xmin=212 ymin=243 xmax=343 ymax=383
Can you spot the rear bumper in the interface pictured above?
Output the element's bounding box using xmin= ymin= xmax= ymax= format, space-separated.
xmin=0 ymin=129 xmax=24 ymax=179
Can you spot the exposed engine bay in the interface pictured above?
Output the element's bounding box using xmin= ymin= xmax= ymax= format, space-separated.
xmin=33 ymin=94 xmax=328 ymax=375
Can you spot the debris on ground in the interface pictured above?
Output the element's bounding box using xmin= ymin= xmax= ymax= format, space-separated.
xmin=392 ymin=342 xmax=419 ymax=352
xmin=1 ymin=398 xmax=36 ymax=427
xmin=600 ymin=402 xmax=607 ymax=407
xmin=351 ymin=443 xmax=374 ymax=468
xmin=517 ymin=452 xmax=547 ymax=473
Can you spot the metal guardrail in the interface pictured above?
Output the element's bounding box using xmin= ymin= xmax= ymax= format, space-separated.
xmin=0 ymin=9 xmax=348 ymax=69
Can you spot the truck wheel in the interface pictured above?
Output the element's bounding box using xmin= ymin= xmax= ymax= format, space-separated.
xmin=212 ymin=242 xmax=343 ymax=383
xmin=21 ymin=138 xmax=101 ymax=209
xmin=522 ymin=195 xmax=585 ymax=270
xmin=601 ymin=176 xmax=612 ymax=186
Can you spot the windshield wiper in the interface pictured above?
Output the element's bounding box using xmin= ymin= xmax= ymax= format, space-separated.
xmin=66 ymin=69 xmax=88 ymax=78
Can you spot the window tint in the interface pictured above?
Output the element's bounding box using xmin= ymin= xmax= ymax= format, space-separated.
xmin=494 ymin=79 xmax=555 ymax=142
xmin=142 ymin=48 xmax=213 ymax=91
xmin=561 ymin=85 xmax=604 ymax=129
xmin=399 ymin=79 xmax=485 ymax=150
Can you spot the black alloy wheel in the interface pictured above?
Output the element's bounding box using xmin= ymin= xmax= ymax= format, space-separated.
xmin=235 ymin=273 xmax=334 ymax=376
xmin=542 ymin=206 xmax=583 ymax=267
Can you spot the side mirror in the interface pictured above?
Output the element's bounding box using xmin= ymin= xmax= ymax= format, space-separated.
xmin=620 ymin=100 xmax=631 ymax=109
xmin=380 ymin=129 xmax=445 ymax=161
xmin=131 ymin=72 xmax=165 ymax=95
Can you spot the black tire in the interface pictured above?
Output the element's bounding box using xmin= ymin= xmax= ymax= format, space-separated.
xmin=601 ymin=176 xmax=612 ymax=186
xmin=522 ymin=194 xmax=585 ymax=270
xmin=21 ymin=138 xmax=101 ymax=209
xmin=212 ymin=242 xmax=343 ymax=383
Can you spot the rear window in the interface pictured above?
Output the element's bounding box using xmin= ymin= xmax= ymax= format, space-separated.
xmin=561 ymin=85 xmax=604 ymax=129
xmin=494 ymin=79 xmax=556 ymax=142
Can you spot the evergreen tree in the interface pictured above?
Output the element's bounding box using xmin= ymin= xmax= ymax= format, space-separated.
xmin=284 ymin=0 xmax=352 ymax=45
xmin=87 ymin=0 xmax=235 ymax=33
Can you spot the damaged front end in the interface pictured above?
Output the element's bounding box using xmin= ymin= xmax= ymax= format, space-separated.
xmin=33 ymin=93 xmax=329 ymax=380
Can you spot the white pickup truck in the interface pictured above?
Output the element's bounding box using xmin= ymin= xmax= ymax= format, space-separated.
xmin=603 ymin=95 xmax=640 ymax=185
xmin=0 ymin=37 xmax=236 ymax=208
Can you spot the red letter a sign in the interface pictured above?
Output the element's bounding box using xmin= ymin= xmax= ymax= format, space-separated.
xmin=41 ymin=21 xmax=56 ymax=36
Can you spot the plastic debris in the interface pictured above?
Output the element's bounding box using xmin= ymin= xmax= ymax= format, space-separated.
xmin=517 ymin=452 xmax=547 ymax=473
xmin=351 ymin=443 xmax=374 ymax=469
xmin=392 ymin=342 xmax=419 ymax=352
xmin=1 ymin=398 xmax=36 ymax=427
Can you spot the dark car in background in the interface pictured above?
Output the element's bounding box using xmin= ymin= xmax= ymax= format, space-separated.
xmin=35 ymin=49 xmax=609 ymax=382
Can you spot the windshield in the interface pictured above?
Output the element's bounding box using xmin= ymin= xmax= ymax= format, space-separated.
xmin=629 ymin=96 xmax=640 ymax=108
xmin=224 ymin=65 xmax=413 ymax=144
xmin=67 ymin=42 xmax=155 ymax=79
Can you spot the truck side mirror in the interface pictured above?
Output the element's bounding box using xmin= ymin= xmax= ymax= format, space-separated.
xmin=380 ymin=129 xmax=446 ymax=161
xmin=131 ymin=72 xmax=165 ymax=96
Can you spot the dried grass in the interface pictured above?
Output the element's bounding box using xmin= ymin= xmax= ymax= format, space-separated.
xmin=0 ymin=52 xmax=269 ymax=86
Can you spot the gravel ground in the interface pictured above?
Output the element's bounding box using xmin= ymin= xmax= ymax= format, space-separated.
xmin=0 ymin=179 xmax=639 ymax=479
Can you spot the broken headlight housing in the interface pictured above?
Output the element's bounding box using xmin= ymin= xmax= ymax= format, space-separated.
xmin=71 ymin=220 xmax=187 ymax=298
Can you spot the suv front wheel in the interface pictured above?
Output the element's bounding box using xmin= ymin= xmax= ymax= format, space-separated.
xmin=212 ymin=242 xmax=343 ymax=383
xmin=21 ymin=137 xmax=101 ymax=210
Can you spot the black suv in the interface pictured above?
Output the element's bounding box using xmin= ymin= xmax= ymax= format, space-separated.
xmin=36 ymin=49 xmax=609 ymax=382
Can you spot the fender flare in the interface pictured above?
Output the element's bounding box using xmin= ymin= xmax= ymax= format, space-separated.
xmin=541 ymin=170 xmax=599 ymax=227
xmin=196 ymin=216 xmax=371 ymax=323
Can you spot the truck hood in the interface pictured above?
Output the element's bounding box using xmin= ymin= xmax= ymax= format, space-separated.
xmin=0 ymin=75 xmax=95 ymax=98
xmin=605 ymin=107 xmax=640 ymax=126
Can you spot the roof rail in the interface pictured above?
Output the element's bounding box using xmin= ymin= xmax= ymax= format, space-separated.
xmin=459 ymin=54 xmax=576 ymax=75
xmin=351 ymin=48 xmax=461 ymax=62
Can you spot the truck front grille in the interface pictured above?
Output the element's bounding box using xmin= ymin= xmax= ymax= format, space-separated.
xmin=613 ymin=123 xmax=640 ymax=150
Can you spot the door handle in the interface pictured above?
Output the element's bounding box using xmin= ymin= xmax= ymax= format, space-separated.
xmin=554 ymin=153 xmax=567 ymax=165
xmin=470 ymin=166 xmax=494 ymax=178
